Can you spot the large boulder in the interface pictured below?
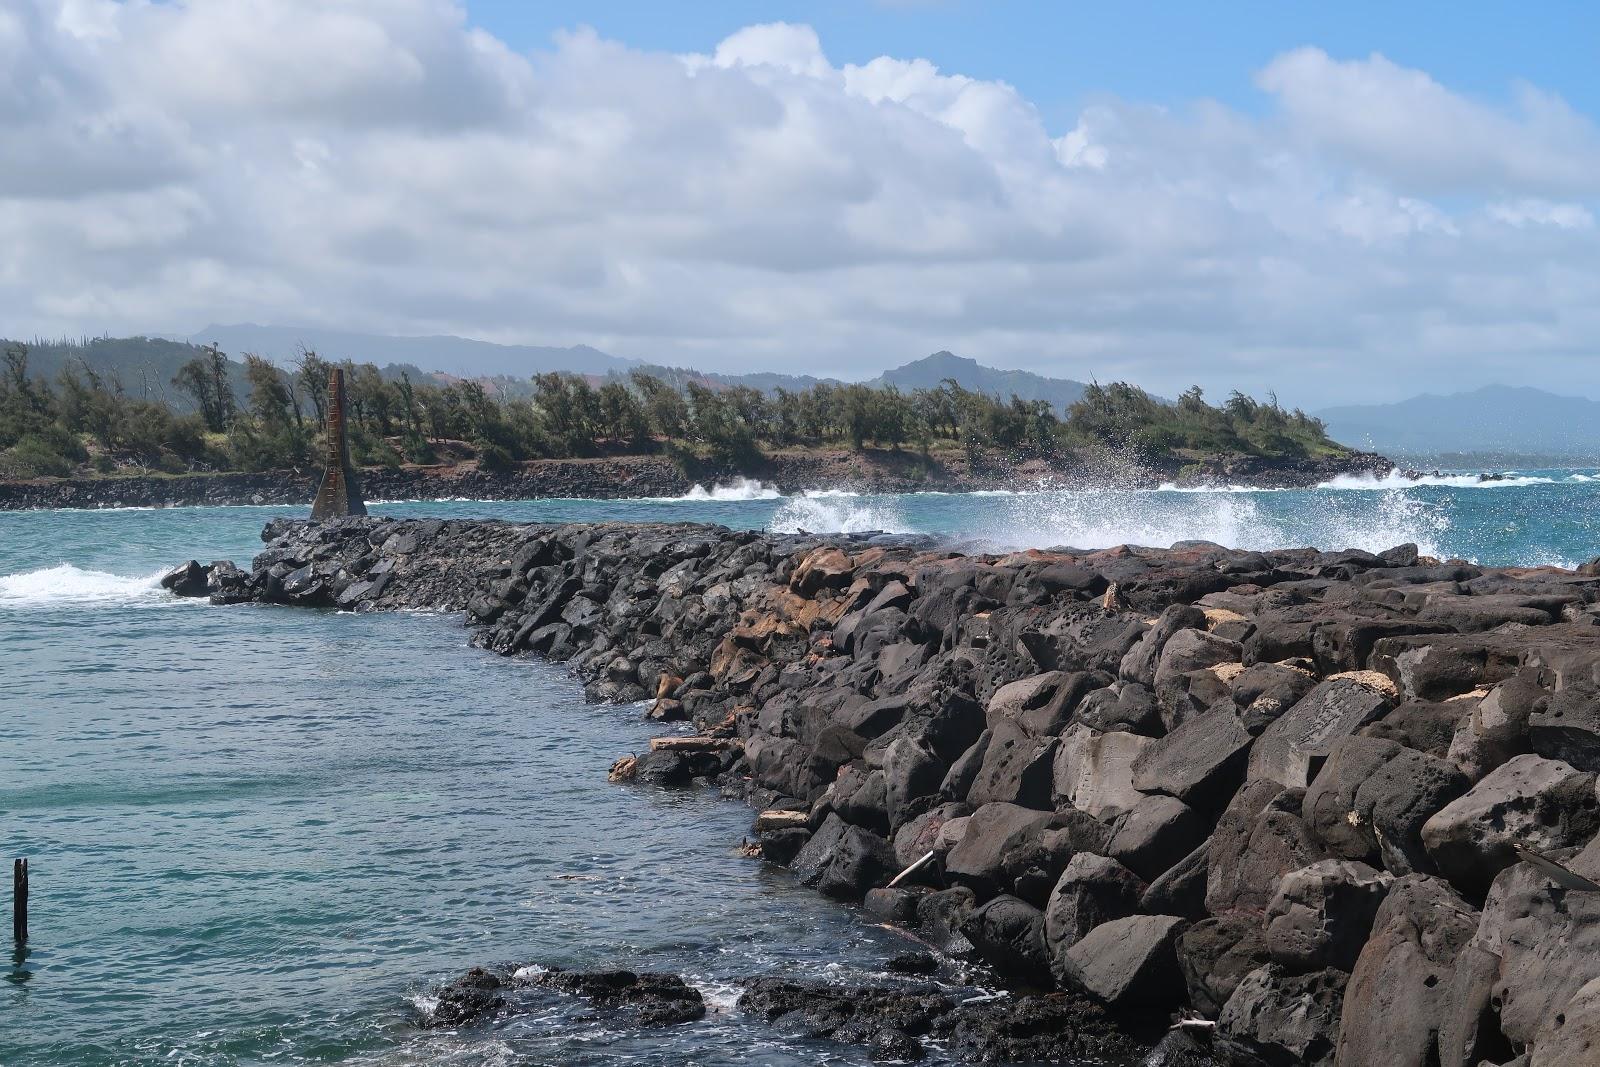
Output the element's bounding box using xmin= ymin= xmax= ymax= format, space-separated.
xmin=1106 ymin=794 xmax=1208 ymax=882
xmin=1141 ymin=841 xmax=1210 ymax=920
xmin=1248 ymin=675 xmax=1394 ymax=789
xmin=1530 ymin=976 xmax=1600 ymax=1067
xmin=985 ymin=671 xmax=1078 ymax=735
xmin=1060 ymin=915 xmax=1190 ymax=1008
xmin=967 ymin=718 xmax=1057 ymax=809
xmin=1231 ymin=662 xmax=1319 ymax=732
xmin=960 ymin=894 xmax=1051 ymax=984
xmin=1528 ymin=680 xmax=1600 ymax=772
xmin=1178 ymin=914 xmax=1270 ymax=1017
xmin=1302 ymin=736 xmax=1469 ymax=874
xmin=882 ymin=737 xmax=947 ymax=830
xmin=1445 ymin=674 xmax=1542 ymax=781
xmin=1334 ymin=875 xmax=1479 ymax=1067
xmin=1219 ymin=965 xmax=1347 ymax=1067
xmin=1435 ymin=942 xmax=1510 ymax=1067
xmin=160 ymin=559 xmax=210 ymax=597
xmin=999 ymin=810 xmax=1110 ymax=906
xmin=891 ymin=801 xmax=970 ymax=868
xmin=792 ymin=814 xmax=897 ymax=900
xmin=816 ymin=825 xmax=899 ymax=900
xmin=1052 ymin=724 xmax=1154 ymax=818
xmin=831 ymin=763 xmax=889 ymax=834
xmin=1153 ymin=628 xmax=1244 ymax=729
xmin=944 ymin=802 xmax=1054 ymax=897
xmin=1076 ymin=681 xmax=1164 ymax=736
xmin=1420 ymin=753 xmax=1600 ymax=895
xmin=1130 ymin=704 xmax=1255 ymax=811
xmin=1264 ymin=859 xmax=1392 ymax=973
xmin=1207 ymin=779 xmax=1327 ymax=916
xmin=1371 ymin=633 xmax=1522 ymax=703
xmin=1120 ymin=605 xmax=1208 ymax=687
xmin=1043 ymin=852 xmax=1146 ymax=981
xmin=1361 ymin=697 xmax=1464 ymax=758
xmin=1483 ymin=859 xmax=1600 ymax=1050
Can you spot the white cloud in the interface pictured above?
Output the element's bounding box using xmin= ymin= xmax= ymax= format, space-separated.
xmin=1256 ymin=47 xmax=1600 ymax=196
xmin=1488 ymin=199 xmax=1595 ymax=230
xmin=3 ymin=3 xmax=1600 ymax=404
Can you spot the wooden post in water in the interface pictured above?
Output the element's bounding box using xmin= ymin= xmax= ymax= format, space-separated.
xmin=12 ymin=858 xmax=26 ymax=944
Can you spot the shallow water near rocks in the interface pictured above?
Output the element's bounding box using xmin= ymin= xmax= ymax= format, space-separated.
xmin=4 ymin=476 xmax=1599 ymax=1065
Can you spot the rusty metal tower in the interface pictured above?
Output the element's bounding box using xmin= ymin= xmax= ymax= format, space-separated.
xmin=310 ymin=367 xmax=367 ymax=521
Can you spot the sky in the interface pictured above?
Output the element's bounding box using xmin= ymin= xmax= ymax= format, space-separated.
xmin=6 ymin=0 xmax=1600 ymax=407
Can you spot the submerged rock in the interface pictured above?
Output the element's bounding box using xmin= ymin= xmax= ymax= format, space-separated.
xmin=519 ymin=967 xmax=707 ymax=1025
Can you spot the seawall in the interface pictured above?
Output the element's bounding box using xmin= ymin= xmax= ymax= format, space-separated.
xmin=166 ymin=517 xmax=1600 ymax=1065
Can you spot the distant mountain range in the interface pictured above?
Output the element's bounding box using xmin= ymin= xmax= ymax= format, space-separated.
xmin=870 ymin=351 xmax=1089 ymax=409
xmin=185 ymin=326 xmax=1092 ymax=408
xmin=629 ymin=350 xmax=1090 ymax=409
xmin=189 ymin=323 xmax=635 ymax=378
xmin=1316 ymin=385 xmax=1600 ymax=462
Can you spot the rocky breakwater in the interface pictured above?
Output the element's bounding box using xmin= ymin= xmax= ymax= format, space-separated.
xmin=170 ymin=518 xmax=1600 ymax=1066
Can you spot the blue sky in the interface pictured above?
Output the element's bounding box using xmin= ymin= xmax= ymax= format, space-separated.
xmin=469 ymin=1 xmax=1600 ymax=122
xmin=10 ymin=1 xmax=1600 ymax=404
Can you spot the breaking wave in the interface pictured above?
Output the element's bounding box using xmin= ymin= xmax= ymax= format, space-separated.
xmin=968 ymin=488 xmax=1452 ymax=558
xmin=0 ymin=564 xmax=167 ymax=608
xmin=767 ymin=495 xmax=913 ymax=535
xmin=676 ymin=477 xmax=782 ymax=501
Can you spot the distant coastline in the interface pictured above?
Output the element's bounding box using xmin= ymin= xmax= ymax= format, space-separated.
xmin=0 ymin=446 xmax=1392 ymax=511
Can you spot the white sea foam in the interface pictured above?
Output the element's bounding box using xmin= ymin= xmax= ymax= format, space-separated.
xmin=767 ymin=495 xmax=913 ymax=535
xmin=1318 ymin=471 xmax=1557 ymax=490
xmin=971 ymin=488 xmax=1451 ymax=558
xmin=1152 ymin=482 xmax=1288 ymax=494
xmin=0 ymin=564 xmax=168 ymax=608
xmin=676 ymin=477 xmax=782 ymax=501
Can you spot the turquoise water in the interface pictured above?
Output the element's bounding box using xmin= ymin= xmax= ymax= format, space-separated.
xmin=3 ymin=473 xmax=1599 ymax=1066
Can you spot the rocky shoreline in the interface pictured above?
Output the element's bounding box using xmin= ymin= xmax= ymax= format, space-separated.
xmin=165 ymin=516 xmax=1600 ymax=1065
xmin=3 ymin=448 xmax=1392 ymax=510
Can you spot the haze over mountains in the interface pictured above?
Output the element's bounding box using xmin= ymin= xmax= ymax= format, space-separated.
xmin=192 ymin=324 xmax=634 ymax=378
xmin=189 ymin=327 xmax=1092 ymax=408
xmin=1315 ymin=385 xmax=1600 ymax=463
xmin=186 ymin=327 xmax=1600 ymax=462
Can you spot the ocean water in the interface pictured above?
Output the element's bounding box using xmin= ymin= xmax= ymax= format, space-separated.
xmin=4 ymin=472 xmax=1598 ymax=1066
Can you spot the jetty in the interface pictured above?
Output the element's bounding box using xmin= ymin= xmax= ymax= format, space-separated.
xmin=165 ymin=517 xmax=1600 ymax=1065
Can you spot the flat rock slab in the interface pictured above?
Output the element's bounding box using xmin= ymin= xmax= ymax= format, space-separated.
xmin=1248 ymin=676 xmax=1393 ymax=789
xmin=1130 ymin=705 xmax=1253 ymax=810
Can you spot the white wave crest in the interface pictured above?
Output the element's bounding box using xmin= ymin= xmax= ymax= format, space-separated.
xmin=1318 ymin=471 xmax=1556 ymax=490
xmin=678 ymin=477 xmax=782 ymax=501
xmin=768 ymin=495 xmax=913 ymax=535
xmin=973 ymin=488 xmax=1450 ymax=558
xmin=0 ymin=564 xmax=167 ymax=608
xmin=1152 ymin=482 xmax=1287 ymax=494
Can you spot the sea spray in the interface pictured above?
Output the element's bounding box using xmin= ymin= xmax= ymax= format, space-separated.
xmin=677 ymin=477 xmax=782 ymax=502
xmin=0 ymin=564 xmax=168 ymax=608
xmin=768 ymin=494 xmax=912 ymax=535
xmin=968 ymin=486 xmax=1451 ymax=558
xmin=1317 ymin=471 xmax=1557 ymax=490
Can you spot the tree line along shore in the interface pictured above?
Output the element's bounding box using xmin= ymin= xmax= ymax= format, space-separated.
xmin=0 ymin=338 xmax=1383 ymax=491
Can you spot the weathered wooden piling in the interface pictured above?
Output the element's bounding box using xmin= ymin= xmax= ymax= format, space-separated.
xmin=12 ymin=858 xmax=27 ymax=944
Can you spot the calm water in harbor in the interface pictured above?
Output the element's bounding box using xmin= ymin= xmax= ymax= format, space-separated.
xmin=4 ymin=472 xmax=1599 ymax=1066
